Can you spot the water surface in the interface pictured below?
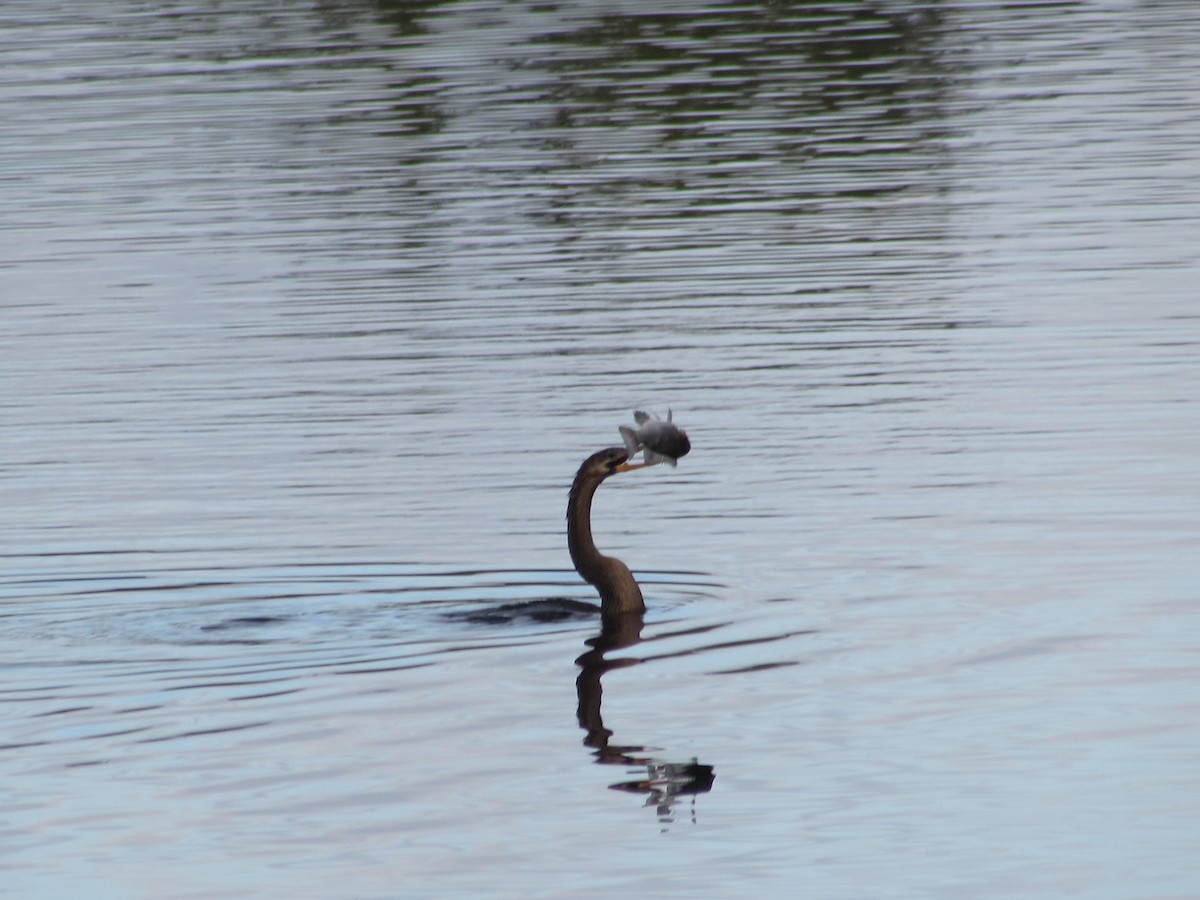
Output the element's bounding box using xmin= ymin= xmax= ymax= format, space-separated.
xmin=2 ymin=1 xmax=1198 ymax=897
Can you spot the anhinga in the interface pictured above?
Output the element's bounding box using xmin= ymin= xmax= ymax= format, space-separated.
xmin=566 ymin=447 xmax=647 ymax=619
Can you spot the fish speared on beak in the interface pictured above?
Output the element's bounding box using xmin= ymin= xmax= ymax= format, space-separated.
xmin=618 ymin=409 xmax=690 ymax=468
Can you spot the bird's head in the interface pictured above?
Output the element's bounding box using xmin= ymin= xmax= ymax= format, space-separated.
xmin=577 ymin=446 xmax=643 ymax=482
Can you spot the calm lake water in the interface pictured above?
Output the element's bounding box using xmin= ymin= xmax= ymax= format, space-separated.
xmin=3 ymin=1 xmax=1198 ymax=897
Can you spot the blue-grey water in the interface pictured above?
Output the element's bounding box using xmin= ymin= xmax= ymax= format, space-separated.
xmin=3 ymin=1 xmax=1198 ymax=897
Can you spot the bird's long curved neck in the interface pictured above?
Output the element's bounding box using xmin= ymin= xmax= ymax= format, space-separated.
xmin=568 ymin=469 xmax=645 ymax=617
xmin=567 ymin=472 xmax=604 ymax=578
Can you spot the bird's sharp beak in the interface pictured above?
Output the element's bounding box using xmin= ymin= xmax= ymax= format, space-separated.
xmin=615 ymin=460 xmax=651 ymax=473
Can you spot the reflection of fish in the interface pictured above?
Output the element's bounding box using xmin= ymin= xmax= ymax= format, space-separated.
xmin=619 ymin=410 xmax=691 ymax=467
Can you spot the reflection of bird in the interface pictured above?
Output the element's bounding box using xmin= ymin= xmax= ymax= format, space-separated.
xmin=568 ymin=447 xmax=646 ymax=618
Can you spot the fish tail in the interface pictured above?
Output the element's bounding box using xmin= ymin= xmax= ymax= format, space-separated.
xmin=618 ymin=425 xmax=642 ymax=457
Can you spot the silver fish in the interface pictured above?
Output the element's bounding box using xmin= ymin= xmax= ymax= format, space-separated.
xmin=619 ymin=410 xmax=691 ymax=467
